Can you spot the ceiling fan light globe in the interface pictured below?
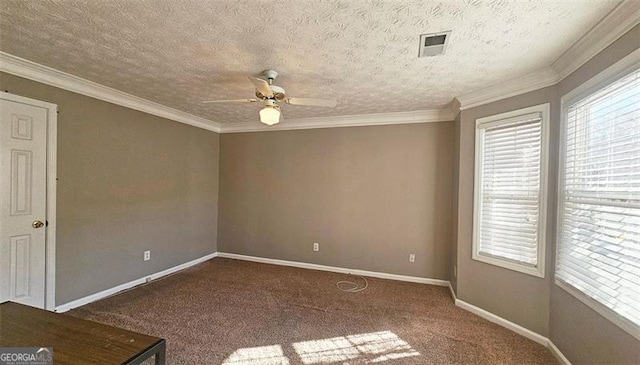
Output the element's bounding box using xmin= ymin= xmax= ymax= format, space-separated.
xmin=259 ymin=106 xmax=281 ymax=126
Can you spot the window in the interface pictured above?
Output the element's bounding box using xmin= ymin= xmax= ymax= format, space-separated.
xmin=557 ymin=65 xmax=640 ymax=338
xmin=473 ymin=104 xmax=549 ymax=277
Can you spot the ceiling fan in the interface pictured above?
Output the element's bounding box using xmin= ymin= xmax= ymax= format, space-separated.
xmin=203 ymin=70 xmax=337 ymax=126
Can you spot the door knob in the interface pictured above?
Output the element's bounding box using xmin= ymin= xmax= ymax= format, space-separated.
xmin=32 ymin=220 xmax=44 ymax=229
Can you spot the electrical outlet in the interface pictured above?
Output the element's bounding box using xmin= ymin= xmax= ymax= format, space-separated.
xmin=144 ymin=250 xmax=151 ymax=261
xmin=313 ymin=243 xmax=319 ymax=252
xmin=409 ymin=254 xmax=416 ymax=263
xmin=454 ymin=264 xmax=457 ymax=277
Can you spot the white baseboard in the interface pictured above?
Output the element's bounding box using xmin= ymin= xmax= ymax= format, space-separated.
xmin=53 ymin=250 xmax=571 ymax=364
xmin=455 ymin=298 xmax=548 ymax=346
xmin=217 ymin=251 xmax=565 ymax=357
xmin=55 ymin=252 xmax=218 ymax=312
xmin=448 ymin=282 xmax=457 ymax=301
xmin=548 ymin=339 xmax=571 ymax=365
xmin=448 ymin=287 xmax=570 ymax=363
xmin=453 ymin=298 xmax=571 ymax=363
xmin=216 ymin=252 xmax=449 ymax=286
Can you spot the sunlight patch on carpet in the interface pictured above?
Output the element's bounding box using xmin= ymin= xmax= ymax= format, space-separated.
xmin=222 ymin=344 xmax=290 ymax=365
xmin=292 ymin=331 xmax=420 ymax=364
xmin=221 ymin=331 xmax=419 ymax=364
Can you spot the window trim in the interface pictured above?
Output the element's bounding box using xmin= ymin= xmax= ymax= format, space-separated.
xmin=556 ymin=48 xmax=640 ymax=341
xmin=472 ymin=103 xmax=550 ymax=278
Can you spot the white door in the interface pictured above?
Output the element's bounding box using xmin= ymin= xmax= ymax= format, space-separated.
xmin=0 ymin=98 xmax=48 ymax=308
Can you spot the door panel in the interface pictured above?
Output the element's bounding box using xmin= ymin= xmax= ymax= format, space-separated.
xmin=0 ymin=99 xmax=47 ymax=308
xmin=11 ymin=150 xmax=32 ymax=215
xmin=10 ymin=234 xmax=32 ymax=298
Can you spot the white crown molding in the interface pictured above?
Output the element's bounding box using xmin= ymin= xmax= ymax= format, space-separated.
xmin=0 ymin=52 xmax=454 ymax=133
xmin=4 ymin=0 xmax=637 ymax=134
xmin=551 ymin=0 xmax=640 ymax=81
xmin=455 ymin=67 xmax=559 ymax=111
xmin=220 ymin=108 xmax=454 ymax=133
xmin=452 ymin=1 xmax=640 ymax=113
xmin=0 ymin=52 xmax=222 ymax=133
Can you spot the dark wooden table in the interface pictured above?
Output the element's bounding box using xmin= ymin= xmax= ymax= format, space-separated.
xmin=0 ymin=302 xmax=165 ymax=364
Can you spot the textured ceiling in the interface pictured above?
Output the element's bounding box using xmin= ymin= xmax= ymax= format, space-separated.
xmin=0 ymin=0 xmax=620 ymax=125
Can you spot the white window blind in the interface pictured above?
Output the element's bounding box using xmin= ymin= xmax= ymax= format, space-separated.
xmin=473 ymin=105 xmax=548 ymax=277
xmin=557 ymin=68 xmax=640 ymax=332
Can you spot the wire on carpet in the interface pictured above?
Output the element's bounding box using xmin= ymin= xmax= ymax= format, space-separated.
xmin=336 ymin=275 xmax=368 ymax=293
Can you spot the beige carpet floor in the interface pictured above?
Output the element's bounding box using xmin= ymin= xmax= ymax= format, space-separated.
xmin=69 ymin=258 xmax=557 ymax=364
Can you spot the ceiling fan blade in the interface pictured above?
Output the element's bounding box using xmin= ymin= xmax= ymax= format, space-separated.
xmin=248 ymin=76 xmax=274 ymax=97
xmin=286 ymin=97 xmax=337 ymax=108
xmin=202 ymin=99 xmax=259 ymax=104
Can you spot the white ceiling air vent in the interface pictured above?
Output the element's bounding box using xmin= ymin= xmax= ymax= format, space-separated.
xmin=418 ymin=31 xmax=451 ymax=58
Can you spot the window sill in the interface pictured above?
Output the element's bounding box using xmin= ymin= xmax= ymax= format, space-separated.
xmin=472 ymin=252 xmax=544 ymax=278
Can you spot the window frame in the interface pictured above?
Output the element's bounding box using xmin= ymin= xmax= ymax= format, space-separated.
xmin=472 ymin=103 xmax=550 ymax=278
xmin=556 ymin=48 xmax=640 ymax=341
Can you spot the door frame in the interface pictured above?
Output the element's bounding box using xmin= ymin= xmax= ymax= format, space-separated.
xmin=1 ymin=92 xmax=57 ymax=310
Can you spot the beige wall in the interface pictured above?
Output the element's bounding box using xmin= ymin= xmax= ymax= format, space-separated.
xmin=218 ymin=123 xmax=453 ymax=279
xmin=0 ymin=72 xmax=220 ymax=305
xmin=548 ymin=24 xmax=640 ymax=364
xmin=456 ymin=86 xmax=557 ymax=336
xmin=453 ymin=23 xmax=640 ymax=360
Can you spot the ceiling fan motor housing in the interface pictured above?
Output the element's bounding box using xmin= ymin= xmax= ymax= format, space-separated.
xmin=262 ymin=99 xmax=278 ymax=108
xmin=257 ymin=84 xmax=286 ymax=101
